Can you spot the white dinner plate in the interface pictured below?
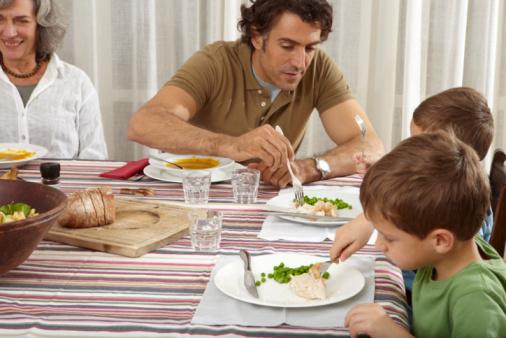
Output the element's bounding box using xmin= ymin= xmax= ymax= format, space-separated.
xmin=0 ymin=143 xmax=47 ymax=169
xmin=214 ymin=253 xmax=365 ymax=308
xmin=148 ymin=153 xmax=235 ymax=176
xmin=144 ymin=164 xmax=234 ymax=183
xmin=265 ymin=188 xmax=363 ymax=226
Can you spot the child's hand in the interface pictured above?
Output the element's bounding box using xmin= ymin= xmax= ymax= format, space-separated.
xmin=330 ymin=213 xmax=374 ymax=261
xmin=353 ymin=152 xmax=381 ymax=176
xmin=345 ymin=304 xmax=413 ymax=338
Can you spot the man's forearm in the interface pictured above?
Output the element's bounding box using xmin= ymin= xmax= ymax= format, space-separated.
xmin=298 ymin=132 xmax=384 ymax=183
xmin=128 ymin=105 xmax=229 ymax=156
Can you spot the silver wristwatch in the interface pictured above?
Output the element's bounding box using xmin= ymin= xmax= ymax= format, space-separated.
xmin=313 ymin=157 xmax=331 ymax=179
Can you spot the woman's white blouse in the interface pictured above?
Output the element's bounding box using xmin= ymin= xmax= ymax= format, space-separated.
xmin=0 ymin=54 xmax=108 ymax=159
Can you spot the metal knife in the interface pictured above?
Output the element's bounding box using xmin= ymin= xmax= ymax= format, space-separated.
xmin=228 ymin=210 xmax=353 ymax=222
xmin=239 ymin=249 xmax=259 ymax=298
xmin=265 ymin=210 xmax=352 ymax=222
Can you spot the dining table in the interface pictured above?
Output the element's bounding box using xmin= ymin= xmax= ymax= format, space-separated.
xmin=0 ymin=159 xmax=409 ymax=337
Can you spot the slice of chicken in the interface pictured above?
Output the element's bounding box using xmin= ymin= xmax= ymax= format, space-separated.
xmin=289 ymin=263 xmax=326 ymax=300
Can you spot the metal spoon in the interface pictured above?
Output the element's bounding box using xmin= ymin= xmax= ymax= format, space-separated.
xmin=151 ymin=155 xmax=184 ymax=169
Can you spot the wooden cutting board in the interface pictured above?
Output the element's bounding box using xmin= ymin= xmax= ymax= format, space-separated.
xmin=45 ymin=198 xmax=195 ymax=258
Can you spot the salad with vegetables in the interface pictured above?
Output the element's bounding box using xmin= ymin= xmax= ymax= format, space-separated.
xmin=292 ymin=195 xmax=352 ymax=216
xmin=0 ymin=202 xmax=38 ymax=224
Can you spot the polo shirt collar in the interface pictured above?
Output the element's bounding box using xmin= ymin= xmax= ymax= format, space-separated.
xmin=239 ymin=42 xmax=262 ymax=91
xmin=239 ymin=42 xmax=296 ymax=99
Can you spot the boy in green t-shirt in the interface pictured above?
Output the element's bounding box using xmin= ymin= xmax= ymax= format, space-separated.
xmin=345 ymin=131 xmax=506 ymax=338
xmin=333 ymin=87 xmax=494 ymax=262
xmin=331 ymin=87 xmax=495 ymax=299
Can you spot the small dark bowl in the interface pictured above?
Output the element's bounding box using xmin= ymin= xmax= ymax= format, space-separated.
xmin=0 ymin=180 xmax=67 ymax=275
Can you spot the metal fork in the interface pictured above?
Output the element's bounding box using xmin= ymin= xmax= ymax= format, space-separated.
xmin=318 ymin=259 xmax=339 ymax=275
xmin=274 ymin=126 xmax=304 ymax=207
xmin=354 ymin=115 xmax=367 ymax=157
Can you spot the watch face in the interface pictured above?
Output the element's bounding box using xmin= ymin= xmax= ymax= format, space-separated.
xmin=318 ymin=159 xmax=330 ymax=172
xmin=314 ymin=157 xmax=330 ymax=178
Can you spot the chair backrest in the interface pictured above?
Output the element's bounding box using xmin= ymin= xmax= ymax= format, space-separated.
xmin=490 ymin=148 xmax=506 ymax=214
xmin=491 ymin=186 xmax=506 ymax=257
xmin=489 ymin=149 xmax=506 ymax=257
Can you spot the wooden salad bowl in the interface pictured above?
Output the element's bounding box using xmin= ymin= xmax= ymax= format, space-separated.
xmin=0 ymin=180 xmax=67 ymax=275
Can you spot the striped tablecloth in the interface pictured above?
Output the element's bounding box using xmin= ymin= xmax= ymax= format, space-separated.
xmin=0 ymin=160 xmax=408 ymax=337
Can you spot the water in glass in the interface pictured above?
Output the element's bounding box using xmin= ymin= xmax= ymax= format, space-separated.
xmin=182 ymin=170 xmax=211 ymax=204
xmin=232 ymin=168 xmax=260 ymax=204
xmin=189 ymin=210 xmax=222 ymax=251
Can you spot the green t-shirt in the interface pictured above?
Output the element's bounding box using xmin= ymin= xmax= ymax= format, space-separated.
xmin=413 ymin=236 xmax=506 ymax=338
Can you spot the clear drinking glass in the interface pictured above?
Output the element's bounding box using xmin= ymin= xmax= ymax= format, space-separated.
xmin=182 ymin=170 xmax=211 ymax=204
xmin=188 ymin=210 xmax=223 ymax=252
xmin=231 ymin=168 xmax=260 ymax=204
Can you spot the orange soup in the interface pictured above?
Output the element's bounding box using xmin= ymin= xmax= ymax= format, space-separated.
xmin=165 ymin=157 xmax=220 ymax=170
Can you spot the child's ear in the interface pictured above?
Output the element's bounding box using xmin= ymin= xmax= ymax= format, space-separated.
xmin=428 ymin=229 xmax=455 ymax=254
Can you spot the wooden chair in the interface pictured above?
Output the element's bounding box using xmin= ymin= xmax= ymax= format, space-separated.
xmin=490 ymin=187 xmax=506 ymax=257
xmin=489 ymin=149 xmax=506 ymax=257
xmin=490 ymin=149 xmax=506 ymax=214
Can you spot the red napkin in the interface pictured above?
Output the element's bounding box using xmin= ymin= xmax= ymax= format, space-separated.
xmin=100 ymin=158 xmax=149 ymax=179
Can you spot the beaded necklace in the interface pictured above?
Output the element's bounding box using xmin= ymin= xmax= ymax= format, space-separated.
xmin=1 ymin=59 xmax=41 ymax=79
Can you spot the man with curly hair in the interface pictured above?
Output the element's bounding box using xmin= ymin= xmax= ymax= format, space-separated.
xmin=129 ymin=0 xmax=382 ymax=187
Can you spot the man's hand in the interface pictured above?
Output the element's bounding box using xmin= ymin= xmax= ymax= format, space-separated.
xmin=248 ymin=160 xmax=300 ymax=188
xmin=224 ymin=125 xmax=294 ymax=169
xmin=330 ymin=213 xmax=374 ymax=261
xmin=345 ymin=303 xmax=413 ymax=338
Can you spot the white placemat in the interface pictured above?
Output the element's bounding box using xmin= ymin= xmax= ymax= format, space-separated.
xmin=259 ymin=216 xmax=378 ymax=244
xmin=192 ymin=255 xmax=375 ymax=328
xmin=259 ymin=215 xmax=338 ymax=241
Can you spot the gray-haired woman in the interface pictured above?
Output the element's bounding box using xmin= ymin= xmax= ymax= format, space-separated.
xmin=0 ymin=0 xmax=107 ymax=159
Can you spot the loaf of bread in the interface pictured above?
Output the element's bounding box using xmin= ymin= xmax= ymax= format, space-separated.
xmin=59 ymin=187 xmax=115 ymax=228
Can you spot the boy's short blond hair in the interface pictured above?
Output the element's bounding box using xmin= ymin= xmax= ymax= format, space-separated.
xmin=412 ymin=87 xmax=493 ymax=160
xmin=360 ymin=131 xmax=490 ymax=240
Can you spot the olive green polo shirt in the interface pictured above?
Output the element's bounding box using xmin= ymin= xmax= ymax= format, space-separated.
xmin=167 ymin=40 xmax=353 ymax=149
